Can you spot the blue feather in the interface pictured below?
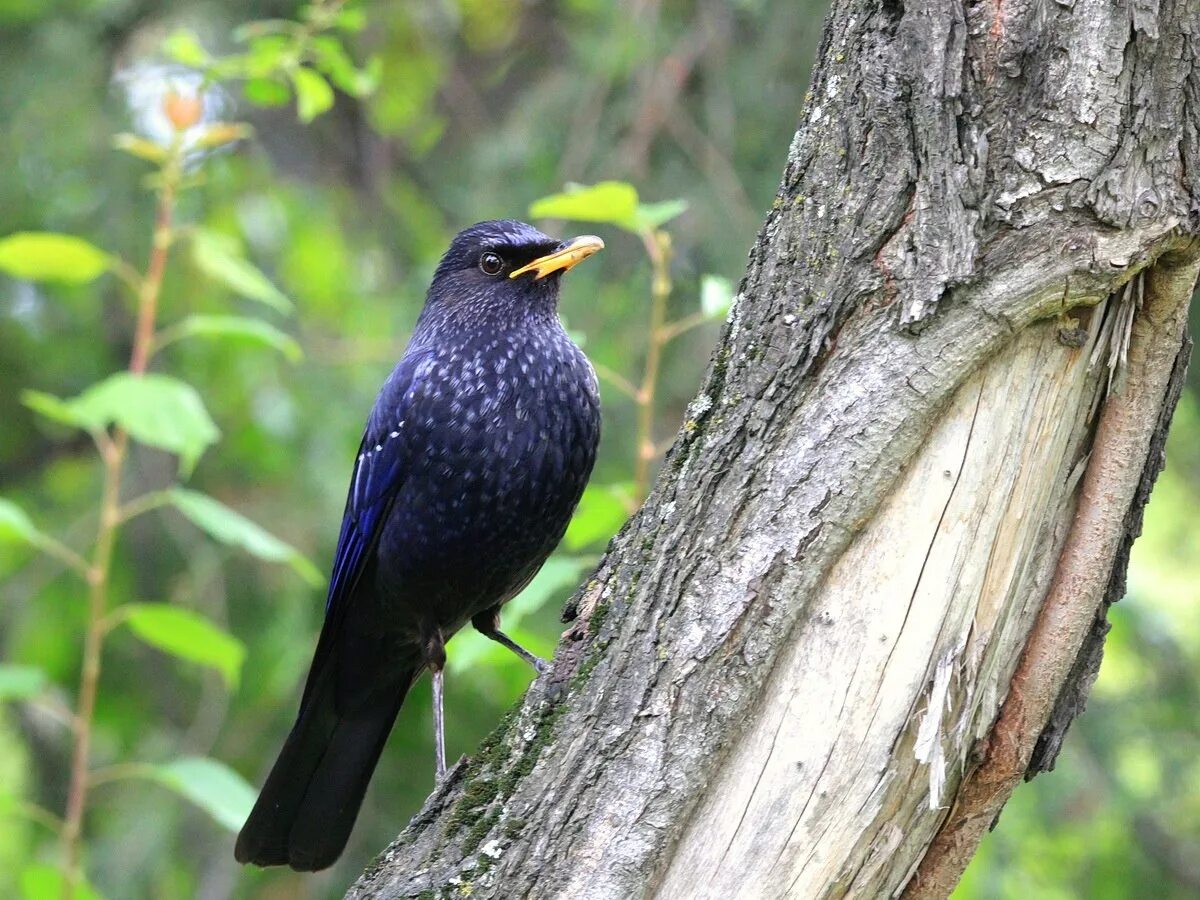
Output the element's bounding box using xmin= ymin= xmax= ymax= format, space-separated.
xmin=322 ymin=351 xmax=430 ymax=616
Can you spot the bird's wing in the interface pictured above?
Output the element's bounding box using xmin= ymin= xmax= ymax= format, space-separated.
xmin=299 ymin=351 xmax=432 ymax=710
xmin=325 ymin=350 xmax=435 ymax=617
xmin=323 ymin=431 xmax=405 ymax=615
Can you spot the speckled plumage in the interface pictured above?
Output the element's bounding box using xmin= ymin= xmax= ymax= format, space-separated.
xmin=236 ymin=221 xmax=600 ymax=872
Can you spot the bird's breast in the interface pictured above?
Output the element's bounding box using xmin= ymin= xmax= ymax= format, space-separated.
xmin=375 ymin=330 xmax=599 ymax=615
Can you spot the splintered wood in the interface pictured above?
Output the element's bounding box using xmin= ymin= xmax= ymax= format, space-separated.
xmin=658 ymin=308 xmax=1110 ymax=899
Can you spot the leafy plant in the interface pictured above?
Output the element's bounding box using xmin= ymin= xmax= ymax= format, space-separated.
xmin=0 ymin=3 xmax=371 ymax=896
xmin=531 ymin=181 xmax=730 ymax=501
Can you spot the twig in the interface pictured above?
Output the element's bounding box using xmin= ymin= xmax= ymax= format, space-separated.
xmin=7 ymin=800 xmax=64 ymax=834
xmin=58 ymin=132 xmax=183 ymax=900
xmin=592 ymin=362 xmax=640 ymax=401
xmin=31 ymin=535 xmax=91 ymax=579
xmin=633 ymin=229 xmax=673 ymax=500
xmin=86 ymin=762 xmax=157 ymax=788
xmin=658 ymin=310 xmax=710 ymax=344
xmin=116 ymin=490 xmax=172 ymax=524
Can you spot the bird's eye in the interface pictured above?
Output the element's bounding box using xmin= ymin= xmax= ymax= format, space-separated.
xmin=479 ymin=252 xmax=503 ymax=276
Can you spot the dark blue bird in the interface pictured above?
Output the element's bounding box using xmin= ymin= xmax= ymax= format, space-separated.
xmin=235 ymin=221 xmax=603 ymax=871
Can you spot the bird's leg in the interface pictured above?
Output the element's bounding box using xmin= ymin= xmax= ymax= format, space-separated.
xmin=471 ymin=608 xmax=550 ymax=674
xmin=423 ymin=628 xmax=448 ymax=781
xmin=431 ymin=668 xmax=446 ymax=781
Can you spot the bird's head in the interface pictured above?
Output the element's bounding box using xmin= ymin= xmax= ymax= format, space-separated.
xmin=422 ymin=220 xmax=604 ymax=329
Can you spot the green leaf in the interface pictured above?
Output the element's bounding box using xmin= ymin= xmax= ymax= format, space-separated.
xmin=167 ymin=488 xmax=323 ymax=586
xmin=190 ymin=228 xmax=292 ymax=313
xmin=530 ymin=183 xmax=687 ymax=234
xmin=335 ymin=6 xmax=367 ymax=32
xmin=63 ymin=374 xmax=219 ymax=473
xmin=243 ymin=34 xmax=292 ymax=77
xmin=700 ymin=274 xmax=734 ymax=319
xmin=564 ymin=485 xmax=631 ymax=550
xmin=145 ymin=757 xmax=255 ymax=833
xmin=0 ymin=665 xmax=47 ymax=701
xmin=529 ymin=182 xmax=641 ymax=231
xmin=291 ymin=67 xmax=334 ymax=122
xmin=20 ymin=863 xmax=102 ymax=900
xmin=0 ymin=232 xmax=111 ymax=284
xmin=162 ymin=315 xmax=302 ymax=362
xmin=632 ymin=198 xmax=689 ymax=232
xmin=116 ymin=603 xmax=245 ymax=689
xmin=163 ymin=29 xmax=210 ymax=67
xmin=0 ymin=499 xmax=44 ymax=546
xmin=21 ymin=390 xmax=88 ymax=429
xmin=25 ymin=374 xmax=220 ymax=472
xmin=311 ymin=37 xmax=379 ymax=97
xmin=113 ymin=133 xmax=169 ymax=164
xmin=193 ymin=123 xmax=254 ymax=150
xmin=0 ymin=499 xmax=81 ymax=570
xmin=242 ymin=77 xmax=291 ymax=107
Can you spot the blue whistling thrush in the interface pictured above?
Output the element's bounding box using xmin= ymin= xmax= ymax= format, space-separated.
xmin=235 ymin=221 xmax=603 ymax=872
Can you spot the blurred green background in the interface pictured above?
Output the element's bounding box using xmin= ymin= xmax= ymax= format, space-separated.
xmin=0 ymin=2 xmax=1196 ymax=898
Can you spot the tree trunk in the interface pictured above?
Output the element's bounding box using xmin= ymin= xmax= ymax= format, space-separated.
xmin=350 ymin=1 xmax=1199 ymax=897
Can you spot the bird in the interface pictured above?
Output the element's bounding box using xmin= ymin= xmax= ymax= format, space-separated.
xmin=234 ymin=220 xmax=603 ymax=872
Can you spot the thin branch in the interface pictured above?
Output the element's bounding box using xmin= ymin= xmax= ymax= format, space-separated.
xmin=116 ymin=490 xmax=172 ymax=524
xmin=86 ymin=762 xmax=157 ymax=788
xmin=658 ymin=311 xmax=711 ymax=344
xmin=664 ymin=107 xmax=758 ymax=235
xmin=632 ymin=228 xmax=673 ymax=500
xmin=87 ymin=428 xmax=116 ymax=467
xmin=59 ymin=131 xmax=183 ymax=900
xmin=107 ymin=257 xmax=143 ymax=296
xmin=592 ymin=362 xmax=640 ymax=400
xmin=6 ymin=800 xmax=64 ymax=834
xmin=97 ymin=603 xmax=135 ymax=636
xmin=31 ymin=535 xmax=91 ymax=579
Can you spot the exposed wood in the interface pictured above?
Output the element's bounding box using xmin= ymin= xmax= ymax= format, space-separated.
xmin=349 ymin=0 xmax=1200 ymax=896
xmin=662 ymin=303 xmax=1109 ymax=898
xmin=903 ymin=250 xmax=1198 ymax=899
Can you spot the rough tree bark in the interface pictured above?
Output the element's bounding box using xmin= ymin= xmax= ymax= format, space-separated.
xmin=350 ymin=1 xmax=1200 ymax=897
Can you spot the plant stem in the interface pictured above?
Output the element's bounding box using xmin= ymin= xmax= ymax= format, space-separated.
xmin=633 ymin=229 xmax=672 ymax=501
xmin=128 ymin=169 xmax=177 ymax=377
xmin=591 ymin=361 xmax=640 ymax=401
xmin=32 ymin=535 xmax=92 ymax=579
xmin=657 ymin=310 xmax=709 ymax=344
xmin=116 ymin=489 xmax=172 ymax=524
xmin=59 ymin=139 xmax=181 ymax=900
xmin=12 ymin=800 xmax=65 ymax=834
xmin=86 ymin=761 xmax=158 ymax=788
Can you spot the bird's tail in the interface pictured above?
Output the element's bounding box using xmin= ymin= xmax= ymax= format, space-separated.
xmin=234 ymin=659 xmax=420 ymax=872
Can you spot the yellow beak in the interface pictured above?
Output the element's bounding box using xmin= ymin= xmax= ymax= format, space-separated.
xmin=509 ymin=235 xmax=605 ymax=280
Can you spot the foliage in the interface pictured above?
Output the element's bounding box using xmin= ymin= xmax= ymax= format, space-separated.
xmin=0 ymin=234 xmax=112 ymax=284
xmin=527 ymin=180 xmax=727 ymax=499
xmin=111 ymin=604 xmax=246 ymax=690
xmin=0 ymin=2 xmax=363 ymax=896
xmin=0 ymin=1 xmax=1194 ymax=899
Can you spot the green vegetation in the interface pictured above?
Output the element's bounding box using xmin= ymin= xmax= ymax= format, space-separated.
xmin=0 ymin=2 xmax=1195 ymax=899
